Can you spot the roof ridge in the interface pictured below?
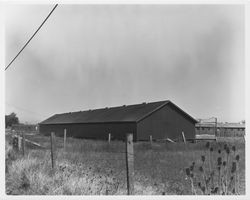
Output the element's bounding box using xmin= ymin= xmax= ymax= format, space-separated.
xmin=39 ymin=100 xmax=171 ymax=124
xmin=56 ymin=100 xmax=170 ymax=115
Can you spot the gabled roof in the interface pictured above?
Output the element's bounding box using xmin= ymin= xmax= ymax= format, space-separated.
xmin=40 ymin=100 xmax=197 ymax=125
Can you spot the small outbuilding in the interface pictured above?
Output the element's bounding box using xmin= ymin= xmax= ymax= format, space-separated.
xmin=195 ymin=122 xmax=245 ymax=137
xmin=39 ymin=100 xmax=197 ymax=141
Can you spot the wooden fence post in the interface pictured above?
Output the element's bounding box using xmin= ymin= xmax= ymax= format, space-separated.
xmin=126 ymin=133 xmax=134 ymax=195
xmin=108 ymin=133 xmax=111 ymax=144
xmin=22 ymin=132 xmax=26 ymax=156
xmin=149 ymin=135 xmax=153 ymax=145
xmin=182 ymin=131 xmax=186 ymax=144
xmin=12 ymin=136 xmax=18 ymax=151
xmin=215 ymin=117 xmax=217 ymax=136
xmin=64 ymin=129 xmax=67 ymax=151
xmin=50 ymin=132 xmax=56 ymax=169
xmin=18 ymin=135 xmax=22 ymax=151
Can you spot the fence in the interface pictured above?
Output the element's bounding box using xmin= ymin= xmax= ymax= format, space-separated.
xmin=6 ymin=130 xmax=245 ymax=195
xmin=9 ymin=130 xmax=136 ymax=195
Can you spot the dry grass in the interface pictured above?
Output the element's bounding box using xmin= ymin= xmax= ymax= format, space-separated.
xmin=5 ymin=133 xmax=245 ymax=195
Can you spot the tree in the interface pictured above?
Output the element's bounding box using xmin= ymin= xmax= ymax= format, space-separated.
xmin=5 ymin=112 xmax=19 ymax=128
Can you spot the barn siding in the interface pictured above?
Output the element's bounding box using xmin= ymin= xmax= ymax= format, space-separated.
xmin=39 ymin=122 xmax=137 ymax=141
xmin=137 ymin=104 xmax=196 ymax=140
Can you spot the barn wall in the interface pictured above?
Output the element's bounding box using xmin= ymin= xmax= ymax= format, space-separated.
xmin=137 ymin=104 xmax=196 ymax=141
xmin=39 ymin=122 xmax=137 ymax=141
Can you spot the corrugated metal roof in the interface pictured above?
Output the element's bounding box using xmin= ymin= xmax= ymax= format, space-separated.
xmin=40 ymin=100 xmax=197 ymax=125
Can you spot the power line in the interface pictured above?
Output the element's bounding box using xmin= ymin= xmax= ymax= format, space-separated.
xmin=5 ymin=4 xmax=58 ymax=71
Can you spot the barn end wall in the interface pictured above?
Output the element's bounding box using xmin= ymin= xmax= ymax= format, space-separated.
xmin=39 ymin=122 xmax=137 ymax=141
xmin=137 ymin=104 xmax=196 ymax=141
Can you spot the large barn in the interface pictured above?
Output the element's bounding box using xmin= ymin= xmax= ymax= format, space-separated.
xmin=39 ymin=100 xmax=197 ymax=141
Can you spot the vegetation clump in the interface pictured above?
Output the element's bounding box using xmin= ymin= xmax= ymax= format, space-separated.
xmin=185 ymin=141 xmax=242 ymax=195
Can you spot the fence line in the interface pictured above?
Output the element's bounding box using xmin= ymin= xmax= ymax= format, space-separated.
xmin=10 ymin=131 xmax=136 ymax=194
xmin=8 ymin=130 xmax=245 ymax=195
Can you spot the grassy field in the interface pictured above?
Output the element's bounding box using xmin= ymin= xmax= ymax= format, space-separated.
xmin=5 ymin=133 xmax=245 ymax=195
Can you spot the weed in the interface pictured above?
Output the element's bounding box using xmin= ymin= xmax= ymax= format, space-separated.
xmin=186 ymin=141 xmax=244 ymax=195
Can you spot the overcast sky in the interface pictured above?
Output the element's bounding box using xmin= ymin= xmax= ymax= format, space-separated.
xmin=4 ymin=4 xmax=244 ymax=123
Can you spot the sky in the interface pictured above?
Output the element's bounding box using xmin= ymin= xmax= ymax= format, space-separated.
xmin=4 ymin=4 xmax=245 ymax=124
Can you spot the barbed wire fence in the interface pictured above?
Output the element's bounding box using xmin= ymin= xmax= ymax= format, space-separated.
xmin=7 ymin=128 xmax=244 ymax=195
xmin=8 ymin=130 xmax=137 ymax=195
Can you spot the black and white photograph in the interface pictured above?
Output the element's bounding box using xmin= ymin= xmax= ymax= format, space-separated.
xmin=2 ymin=1 xmax=247 ymax=197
